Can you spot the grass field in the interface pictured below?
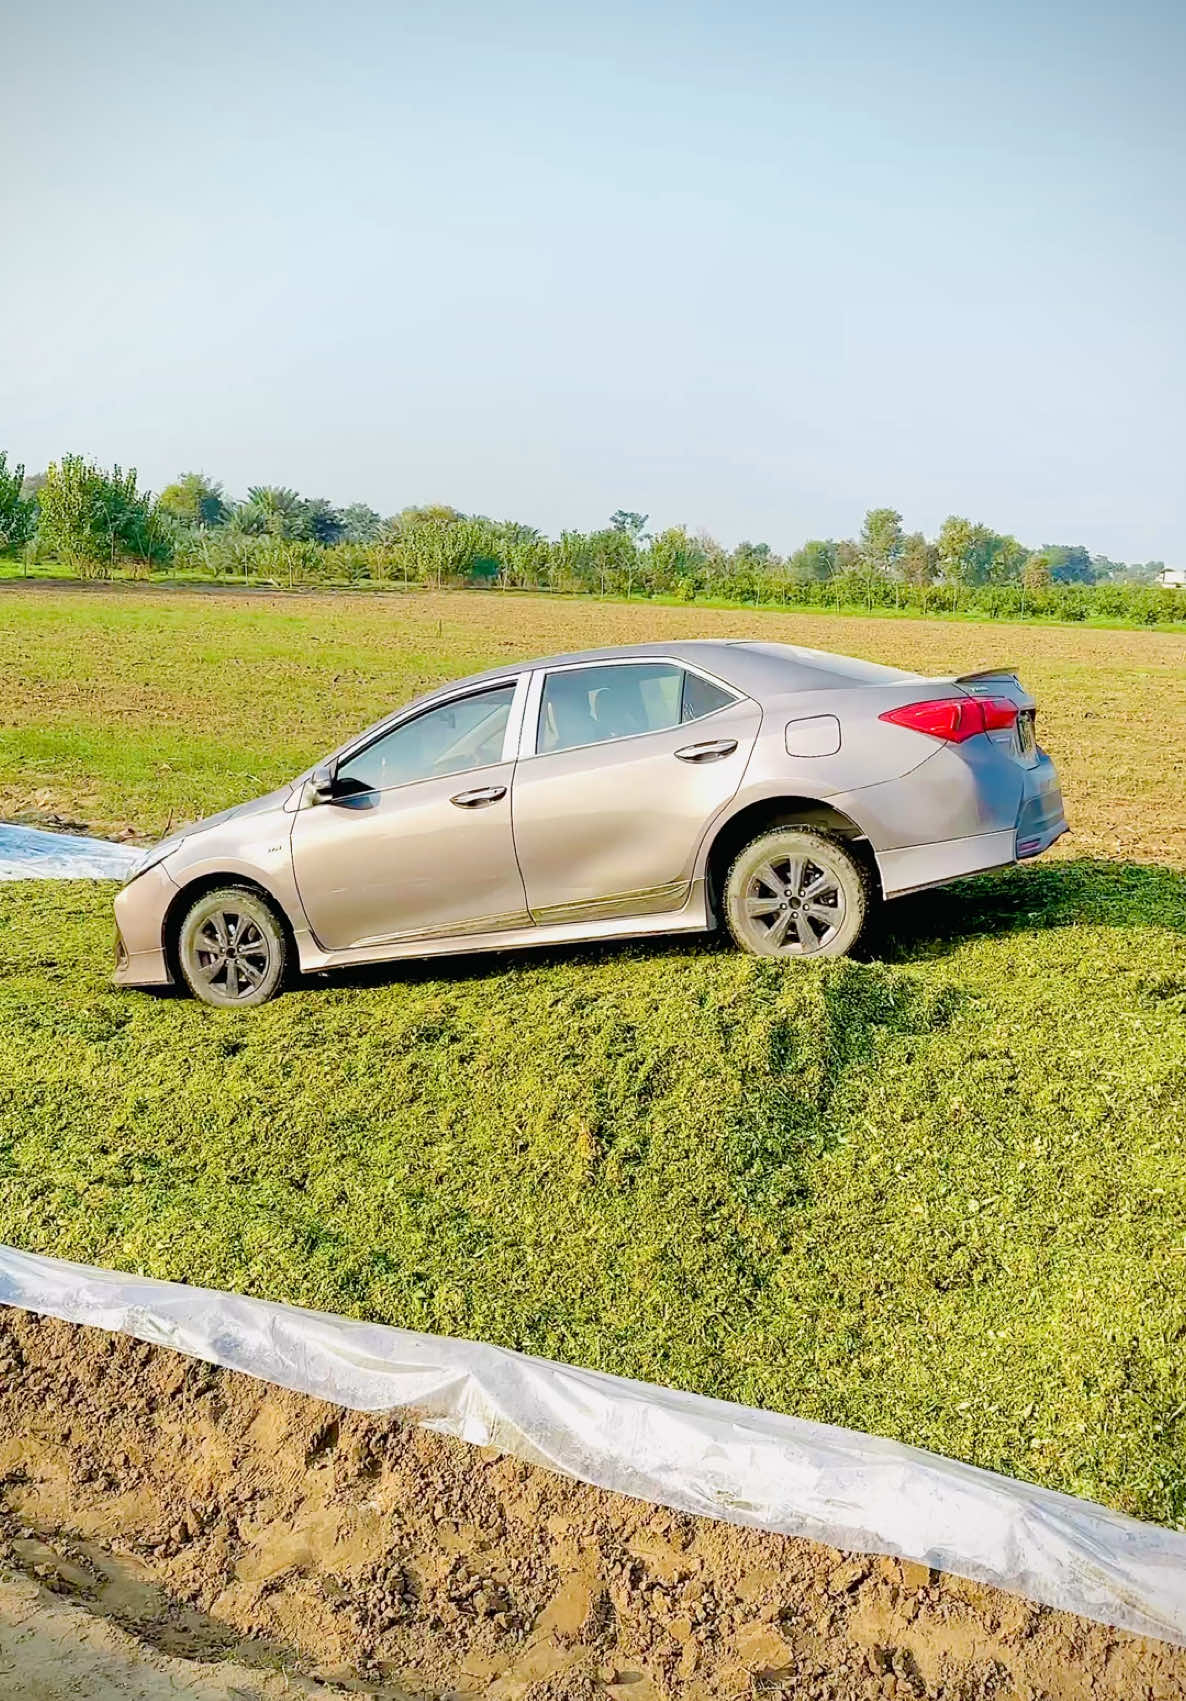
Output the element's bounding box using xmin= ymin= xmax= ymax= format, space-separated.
xmin=2 ymin=586 xmax=1185 ymax=1525
xmin=3 ymin=583 xmax=1185 ymax=861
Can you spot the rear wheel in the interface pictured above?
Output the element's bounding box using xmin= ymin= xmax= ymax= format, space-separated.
xmin=723 ymin=827 xmax=872 ymax=960
xmin=177 ymin=886 xmax=289 ymax=1007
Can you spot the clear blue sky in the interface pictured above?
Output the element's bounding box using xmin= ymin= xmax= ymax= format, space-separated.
xmin=3 ymin=0 xmax=1183 ymax=561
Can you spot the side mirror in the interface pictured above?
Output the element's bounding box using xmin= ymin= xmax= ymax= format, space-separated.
xmin=309 ymin=761 xmax=339 ymax=804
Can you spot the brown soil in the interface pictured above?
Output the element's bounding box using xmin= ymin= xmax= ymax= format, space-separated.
xmin=0 ymin=1310 xmax=1183 ymax=1701
xmin=0 ymin=1570 xmax=330 ymax=1698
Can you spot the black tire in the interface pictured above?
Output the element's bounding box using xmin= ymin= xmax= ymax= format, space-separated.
xmin=723 ymin=827 xmax=873 ymax=960
xmin=176 ymin=885 xmax=289 ymax=1007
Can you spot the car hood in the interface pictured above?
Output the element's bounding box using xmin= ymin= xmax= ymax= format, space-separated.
xmin=130 ymin=784 xmax=296 ymax=875
xmin=176 ymin=784 xmax=296 ymax=840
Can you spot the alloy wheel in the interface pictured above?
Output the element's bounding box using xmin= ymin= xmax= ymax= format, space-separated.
xmin=189 ymin=907 xmax=272 ymax=1000
xmin=739 ymin=854 xmax=846 ymax=954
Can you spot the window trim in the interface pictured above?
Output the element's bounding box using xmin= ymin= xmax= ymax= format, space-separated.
xmin=329 ymin=673 xmax=529 ymax=797
xmin=518 ymin=656 xmax=745 ymax=761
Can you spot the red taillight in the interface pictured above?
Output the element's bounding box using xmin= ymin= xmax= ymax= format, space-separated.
xmin=979 ymin=695 xmax=1021 ymax=732
xmin=879 ymin=695 xmax=1019 ymax=742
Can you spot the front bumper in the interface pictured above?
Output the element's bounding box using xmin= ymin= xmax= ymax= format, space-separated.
xmin=112 ymin=863 xmax=176 ymax=987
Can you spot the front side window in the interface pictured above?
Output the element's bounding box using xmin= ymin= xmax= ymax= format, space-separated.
xmin=537 ymin=663 xmax=734 ymax=755
xmin=338 ymin=683 xmax=516 ymax=793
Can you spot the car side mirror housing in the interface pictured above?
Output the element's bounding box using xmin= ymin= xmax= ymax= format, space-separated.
xmin=309 ymin=761 xmax=340 ymax=804
xmin=308 ymin=761 xmax=376 ymax=808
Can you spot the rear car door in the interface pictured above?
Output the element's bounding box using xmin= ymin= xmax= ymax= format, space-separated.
xmin=291 ymin=679 xmax=530 ymax=950
xmin=511 ymin=659 xmax=761 ymax=923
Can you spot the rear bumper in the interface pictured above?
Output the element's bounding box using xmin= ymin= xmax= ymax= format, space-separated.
xmin=1014 ymin=753 xmax=1067 ymax=858
xmin=860 ymin=747 xmax=1068 ymax=899
xmin=876 ymin=818 xmax=1068 ymax=898
xmin=877 ymin=829 xmax=1018 ymax=897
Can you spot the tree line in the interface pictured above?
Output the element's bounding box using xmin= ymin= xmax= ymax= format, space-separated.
xmin=1 ymin=450 xmax=1181 ymax=625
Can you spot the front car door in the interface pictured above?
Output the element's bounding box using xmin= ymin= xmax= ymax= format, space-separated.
xmin=290 ymin=678 xmax=530 ymax=951
xmin=510 ymin=659 xmax=761 ymax=923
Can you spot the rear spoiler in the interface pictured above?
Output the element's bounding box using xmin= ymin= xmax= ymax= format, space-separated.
xmin=955 ymin=667 xmax=1020 ymax=685
xmin=952 ymin=667 xmax=1034 ymax=711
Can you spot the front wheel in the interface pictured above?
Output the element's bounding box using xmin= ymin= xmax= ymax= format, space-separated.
xmin=723 ymin=827 xmax=873 ymax=959
xmin=177 ymin=886 xmax=289 ymax=1007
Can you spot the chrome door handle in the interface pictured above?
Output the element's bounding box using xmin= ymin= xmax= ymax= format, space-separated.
xmin=450 ymin=784 xmax=508 ymax=808
xmin=674 ymin=739 xmax=738 ymax=763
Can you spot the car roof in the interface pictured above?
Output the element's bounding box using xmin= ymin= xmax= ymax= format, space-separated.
xmin=409 ymin=638 xmax=918 ymax=701
xmin=311 ymin=639 xmax=921 ymax=775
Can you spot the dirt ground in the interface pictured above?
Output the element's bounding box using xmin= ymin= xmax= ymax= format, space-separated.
xmin=0 ymin=1312 xmax=1184 ymax=1700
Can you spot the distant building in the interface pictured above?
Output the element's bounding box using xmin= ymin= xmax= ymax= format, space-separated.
xmin=1157 ymin=565 xmax=1186 ymax=589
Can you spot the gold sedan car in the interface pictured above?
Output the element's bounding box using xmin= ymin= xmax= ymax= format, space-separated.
xmin=114 ymin=640 xmax=1066 ymax=1006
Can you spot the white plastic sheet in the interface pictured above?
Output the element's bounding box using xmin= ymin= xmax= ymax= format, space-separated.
xmin=0 ymin=824 xmax=139 ymax=881
xmin=1 ymin=1244 xmax=1184 ymax=1647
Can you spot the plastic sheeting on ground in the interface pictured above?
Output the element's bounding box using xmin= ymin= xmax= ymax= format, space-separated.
xmin=0 ymin=824 xmax=139 ymax=881
xmin=1 ymin=1245 xmax=1184 ymax=1648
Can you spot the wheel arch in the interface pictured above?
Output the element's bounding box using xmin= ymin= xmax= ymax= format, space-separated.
xmin=161 ymin=871 xmax=298 ymax=985
xmin=701 ymin=794 xmax=878 ymax=925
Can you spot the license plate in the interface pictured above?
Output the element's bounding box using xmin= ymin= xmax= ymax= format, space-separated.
xmin=1018 ymin=713 xmax=1036 ymax=756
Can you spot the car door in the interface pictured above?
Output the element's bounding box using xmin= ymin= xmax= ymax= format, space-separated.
xmin=290 ymin=678 xmax=530 ymax=951
xmin=511 ymin=659 xmax=761 ymax=922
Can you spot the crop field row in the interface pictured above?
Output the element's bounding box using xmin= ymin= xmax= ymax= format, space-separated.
xmin=1 ymin=587 xmax=1185 ymax=1526
xmin=2 ymin=584 xmax=1185 ymax=864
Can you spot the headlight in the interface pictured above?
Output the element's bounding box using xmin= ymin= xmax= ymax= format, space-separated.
xmin=123 ymin=837 xmax=184 ymax=884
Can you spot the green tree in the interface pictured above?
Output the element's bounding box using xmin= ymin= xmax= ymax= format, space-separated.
xmin=723 ymin=541 xmax=780 ymax=602
xmin=1041 ymin=544 xmax=1096 ymax=584
xmin=1112 ymin=559 xmax=1165 ymax=586
xmin=722 ymin=540 xmax=773 ymax=597
xmin=227 ymin=501 xmax=268 ymax=536
xmin=1022 ymin=550 xmax=1053 ymax=590
xmin=264 ymin=536 xmax=326 ymax=588
xmin=542 ymin=526 xmax=636 ymax=594
xmin=936 ymin=516 xmax=1009 ymax=587
xmin=732 ymin=540 xmax=772 ymax=564
xmin=984 ymin=535 xmax=1027 ymax=584
xmin=936 ymin=516 xmax=975 ymax=585
xmin=492 ymin=520 xmax=548 ymax=588
xmin=158 ymin=471 xmax=227 ymax=529
xmin=385 ymin=506 xmax=483 ymax=587
xmin=0 ymin=451 xmax=36 ymax=553
xmin=37 ymin=455 xmax=170 ymax=577
xmin=859 ymin=508 xmax=904 ymax=576
xmin=609 ymin=510 xmax=649 ymax=541
xmin=243 ymin=485 xmax=304 ymax=538
xmin=123 ymin=498 xmax=176 ymax=576
xmin=341 ymin=502 xmax=382 ymax=544
xmin=786 ymin=539 xmax=836 ymax=582
xmin=643 ymin=526 xmax=709 ymax=597
xmin=298 ymin=497 xmax=345 ymax=546
xmin=900 ymin=530 xmax=938 ymax=587
xmin=594 ymin=525 xmax=650 ymax=594
xmin=547 ymin=529 xmax=593 ymax=592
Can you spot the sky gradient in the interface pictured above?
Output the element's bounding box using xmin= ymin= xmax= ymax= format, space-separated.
xmin=3 ymin=0 xmax=1183 ymax=560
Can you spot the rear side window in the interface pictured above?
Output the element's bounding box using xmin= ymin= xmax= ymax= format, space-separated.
xmin=681 ymin=670 xmax=733 ymax=722
xmin=537 ymin=664 xmax=735 ymax=755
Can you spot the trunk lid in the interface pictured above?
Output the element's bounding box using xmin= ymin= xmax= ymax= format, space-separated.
xmin=951 ymin=668 xmax=1038 ymax=765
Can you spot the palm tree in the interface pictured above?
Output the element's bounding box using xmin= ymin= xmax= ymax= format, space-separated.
xmin=244 ymin=485 xmax=304 ymax=538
